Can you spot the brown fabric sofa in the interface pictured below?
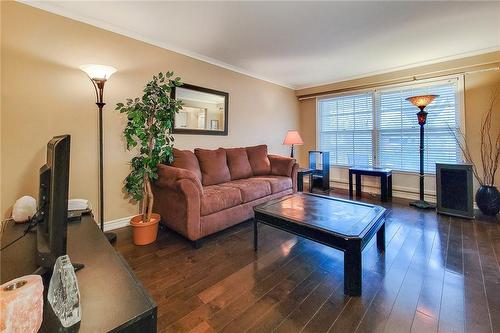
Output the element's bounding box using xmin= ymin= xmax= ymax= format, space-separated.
xmin=152 ymin=145 xmax=298 ymax=245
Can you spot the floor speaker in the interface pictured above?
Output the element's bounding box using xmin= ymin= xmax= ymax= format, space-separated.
xmin=436 ymin=163 xmax=474 ymax=219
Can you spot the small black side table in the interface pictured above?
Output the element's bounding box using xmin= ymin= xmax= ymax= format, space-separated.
xmin=309 ymin=151 xmax=330 ymax=191
xmin=297 ymin=168 xmax=314 ymax=192
xmin=349 ymin=167 xmax=393 ymax=202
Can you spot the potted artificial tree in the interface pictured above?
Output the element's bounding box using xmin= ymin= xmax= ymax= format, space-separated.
xmin=116 ymin=71 xmax=182 ymax=245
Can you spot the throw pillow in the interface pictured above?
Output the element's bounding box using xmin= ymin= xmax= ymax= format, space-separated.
xmin=225 ymin=148 xmax=253 ymax=180
xmin=194 ymin=148 xmax=231 ymax=186
xmin=171 ymin=148 xmax=202 ymax=183
xmin=246 ymin=145 xmax=271 ymax=176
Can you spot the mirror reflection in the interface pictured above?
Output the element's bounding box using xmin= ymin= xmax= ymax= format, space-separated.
xmin=173 ymin=84 xmax=228 ymax=135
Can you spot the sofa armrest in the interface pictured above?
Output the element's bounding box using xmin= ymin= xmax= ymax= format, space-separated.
xmin=152 ymin=164 xmax=203 ymax=240
xmin=155 ymin=164 xmax=203 ymax=195
xmin=268 ymin=154 xmax=296 ymax=177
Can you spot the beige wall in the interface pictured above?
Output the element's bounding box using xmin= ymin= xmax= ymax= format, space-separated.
xmin=0 ymin=2 xmax=299 ymax=221
xmin=297 ymin=53 xmax=500 ymax=200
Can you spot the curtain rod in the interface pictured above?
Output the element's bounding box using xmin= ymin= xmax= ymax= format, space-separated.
xmin=297 ymin=64 xmax=500 ymax=101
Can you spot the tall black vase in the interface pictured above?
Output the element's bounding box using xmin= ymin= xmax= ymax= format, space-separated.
xmin=475 ymin=185 xmax=499 ymax=216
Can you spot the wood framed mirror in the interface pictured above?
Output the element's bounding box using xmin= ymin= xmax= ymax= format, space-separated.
xmin=172 ymin=83 xmax=228 ymax=135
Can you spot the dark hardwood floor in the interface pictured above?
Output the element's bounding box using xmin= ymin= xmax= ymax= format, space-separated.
xmin=114 ymin=190 xmax=500 ymax=333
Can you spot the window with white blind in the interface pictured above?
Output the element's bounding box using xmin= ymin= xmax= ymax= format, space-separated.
xmin=318 ymin=78 xmax=462 ymax=173
xmin=318 ymin=93 xmax=374 ymax=166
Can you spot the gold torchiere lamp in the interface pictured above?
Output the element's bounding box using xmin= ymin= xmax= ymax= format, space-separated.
xmin=80 ymin=64 xmax=117 ymax=243
xmin=405 ymin=94 xmax=439 ymax=209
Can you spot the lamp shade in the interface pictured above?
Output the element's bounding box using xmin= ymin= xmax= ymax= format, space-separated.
xmin=283 ymin=130 xmax=304 ymax=145
xmin=79 ymin=64 xmax=117 ymax=81
xmin=405 ymin=95 xmax=438 ymax=110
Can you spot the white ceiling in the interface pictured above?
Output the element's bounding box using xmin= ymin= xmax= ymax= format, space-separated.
xmin=23 ymin=1 xmax=500 ymax=89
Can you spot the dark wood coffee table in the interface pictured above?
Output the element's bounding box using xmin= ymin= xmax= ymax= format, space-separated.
xmin=253 ymin=193 xmax=387 ymax=296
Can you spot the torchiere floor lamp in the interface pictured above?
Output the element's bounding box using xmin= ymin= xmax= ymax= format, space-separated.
xmin=80 ymin=64 xmax=117 ymax=243
xmin=405 ymin=94 xmax=439 ymax=210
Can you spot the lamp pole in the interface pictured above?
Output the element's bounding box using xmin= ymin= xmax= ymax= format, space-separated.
xmin=80 ymin=65 xmax=117 ymax=243
xmin=417 ymin=109 xmax=427 ymax=203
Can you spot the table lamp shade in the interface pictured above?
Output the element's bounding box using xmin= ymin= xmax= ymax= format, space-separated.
xmin=283 ymin=130 xmax=304 ymax=145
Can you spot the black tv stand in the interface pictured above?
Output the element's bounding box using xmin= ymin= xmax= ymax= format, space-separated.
xmin=1 ymin=214 xmax=156 ymax=332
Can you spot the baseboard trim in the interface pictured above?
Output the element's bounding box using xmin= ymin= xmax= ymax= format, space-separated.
xmin=331 ymin=178 xmax=436 ymax=203
xmin=104 ymin=216 xmax=133 ymax=231
xmin=305 ymin=178 xmax=436 ymax=203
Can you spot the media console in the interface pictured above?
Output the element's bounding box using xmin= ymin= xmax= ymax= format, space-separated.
xmin=1 ymin=214 xmax=157 ymax=332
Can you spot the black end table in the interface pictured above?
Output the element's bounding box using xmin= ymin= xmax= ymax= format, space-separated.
xmin=297 ymin=168 xmax=314 ymax=192
xmin=254 ymin=193 xmax=387 ymax=296
xmin=349 ymin=167 xmax=393 ymax=202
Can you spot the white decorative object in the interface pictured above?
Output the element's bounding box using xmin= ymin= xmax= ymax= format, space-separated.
xmin=12 ymin=196 xmax=37 ymax=223
xmin=48 ymin=255 xmax=81 ymax=327
xmin=68 ymin=199 xmax=90 ymax=211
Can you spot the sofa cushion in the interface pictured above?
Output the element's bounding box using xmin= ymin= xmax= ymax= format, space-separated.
xmin=225 ymin=147 xmax=253 ymax=180
xmin=201 ymin=185 xmax=242 ymax=216
xmin=254 ymin=175 xmax=293 ymax=193
xmin=246 ymin=145 xmax=271 ymax=176
xmin=221 ymin=178 xmax=271 ymax=203
xmin=195 ymin=148 xmax=231 ymax=186
xmin=171 ymin=148 xmax=202 ymax=183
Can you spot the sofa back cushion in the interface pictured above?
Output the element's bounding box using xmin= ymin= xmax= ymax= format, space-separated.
xmin=246 ymin=145 xmax=271 ymax=176
xmin=171 ymin=148 xmax=202 ymax=182
xmin=225 ymin=148 xmax=253 ymax=180
xmin=194 ymin=148 xmax=231 ymax=186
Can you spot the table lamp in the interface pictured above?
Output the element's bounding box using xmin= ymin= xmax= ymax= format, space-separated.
xmin=283 ymin=130 xmax=304 ymax=158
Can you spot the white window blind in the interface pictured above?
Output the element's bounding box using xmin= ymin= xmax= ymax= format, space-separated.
xmin=377 ymin=81 xmax=460 ymax=173
xmin=318 ymin=93 xmax=373 ymax=166
xmin=318 ymin=78 xmax=462 ymax=173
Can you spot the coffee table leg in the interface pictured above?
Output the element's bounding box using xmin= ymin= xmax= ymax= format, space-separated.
xmin=344 ymin=244 xmax=362 ymax=296
xmin=254 ymin=219 xmax=258 ymax=251
xmin=377 ymin=222 xmax=385 ymax=252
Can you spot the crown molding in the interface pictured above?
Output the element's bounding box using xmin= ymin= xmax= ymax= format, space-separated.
xmin=18 ymin=0 xmax=296 ymax=90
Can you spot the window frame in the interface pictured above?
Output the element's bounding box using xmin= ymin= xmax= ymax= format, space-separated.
xmin=316 ymin=74 xmax=465 ymax=175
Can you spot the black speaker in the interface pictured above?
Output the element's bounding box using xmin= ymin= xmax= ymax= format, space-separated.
xmin=436 ymin=163 xmax=474 ymax=219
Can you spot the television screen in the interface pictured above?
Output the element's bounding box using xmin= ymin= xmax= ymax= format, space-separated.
xmin=36 ymin=135 xmax=71 ymax=271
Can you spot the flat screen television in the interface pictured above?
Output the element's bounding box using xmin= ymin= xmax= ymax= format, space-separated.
xmin=35 ymin=135 xmax=82 ymax=274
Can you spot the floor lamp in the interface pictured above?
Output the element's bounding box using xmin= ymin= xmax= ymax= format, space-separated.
xmin=80 ymin=64 xmax=118 ymax=243
xmin=405 ymin=94 xmax=439 ymax=210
